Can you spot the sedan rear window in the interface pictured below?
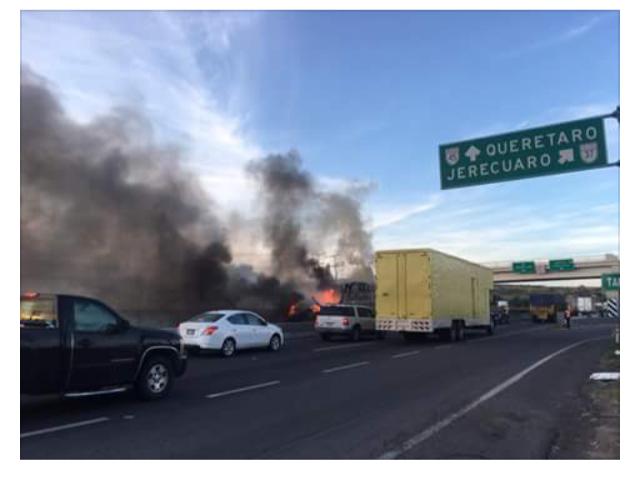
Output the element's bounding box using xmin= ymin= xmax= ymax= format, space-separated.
xmin=318 ymin=306 xmax=355 ymax=317
xmin=188 ymin=313 xmax=225 ymax=323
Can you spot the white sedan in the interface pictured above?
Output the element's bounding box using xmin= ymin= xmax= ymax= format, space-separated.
xmin=178 ymin=310 xmax=284 ymax=357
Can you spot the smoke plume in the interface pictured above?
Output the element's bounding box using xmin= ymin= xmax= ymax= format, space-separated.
xmin=21 ymin=67 xmax=232 ymax=317
xmin=247 ymin=152 xmax=374 ymax=289
xmin=21 ymin=66 xmax=374 ymax=324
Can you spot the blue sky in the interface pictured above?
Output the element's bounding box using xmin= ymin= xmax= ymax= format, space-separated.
xmin=21 ymin=10 xmax=619 ymax=274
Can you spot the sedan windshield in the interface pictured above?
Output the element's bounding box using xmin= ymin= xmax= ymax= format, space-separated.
xmin=188 ymin=313 xmax=225 ymax=323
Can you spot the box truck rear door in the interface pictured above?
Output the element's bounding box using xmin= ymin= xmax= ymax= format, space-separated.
xmin=376 ymin=253 xmax=399 ymax=317
xmin=405 ymin=251 xmax=429 ymax=319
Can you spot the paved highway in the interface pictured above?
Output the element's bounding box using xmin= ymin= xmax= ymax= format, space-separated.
xmin=21 ymin=318 xmax=615 ymax=459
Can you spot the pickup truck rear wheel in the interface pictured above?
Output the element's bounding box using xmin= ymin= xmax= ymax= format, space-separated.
xmin=136 ymin=356 xmax=174 ymax=400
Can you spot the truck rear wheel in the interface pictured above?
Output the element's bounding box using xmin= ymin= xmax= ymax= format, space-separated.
xmin=456 ymin=321 xmax=466 ymax=341
xmin=136 ymin=355 xmax=174 ymax=400
xmin=442 ymin=325 xmax=456 ymax=342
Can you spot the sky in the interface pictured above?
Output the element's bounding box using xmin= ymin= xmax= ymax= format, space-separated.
xmin=20 ymin=10 xmax=620 ymax=277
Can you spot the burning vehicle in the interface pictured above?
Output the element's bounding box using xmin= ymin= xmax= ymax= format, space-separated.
xmin=286 ymin=281 xmax=375 ymax=322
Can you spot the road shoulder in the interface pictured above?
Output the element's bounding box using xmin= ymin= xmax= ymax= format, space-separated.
xmin=548 ymin=341 xmax=620 ymax=459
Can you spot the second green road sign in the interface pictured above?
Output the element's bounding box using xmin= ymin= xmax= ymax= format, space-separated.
xmin=439 ymin=116 xmax=608 ymax=190
xmin=601 ymin=273 xmax=620 ymax=291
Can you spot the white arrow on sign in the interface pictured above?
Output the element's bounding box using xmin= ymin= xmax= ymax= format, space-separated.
xmin=465 ymin=145 xmax=481 ymax=162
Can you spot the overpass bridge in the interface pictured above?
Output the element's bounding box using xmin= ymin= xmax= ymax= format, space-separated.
xmin=483 ymin=254 xmax=619 ymax=283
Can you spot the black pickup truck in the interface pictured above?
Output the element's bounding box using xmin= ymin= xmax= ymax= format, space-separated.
xmin=20 ymin=292 xmax=187 ymax=400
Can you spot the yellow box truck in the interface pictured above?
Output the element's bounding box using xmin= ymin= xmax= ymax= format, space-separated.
xmin=375 ymin=248 xmax=494 ymax=342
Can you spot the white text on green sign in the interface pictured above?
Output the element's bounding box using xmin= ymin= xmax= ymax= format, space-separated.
xmin=439 ymin=116 xmax=608 ymax=189
xmin=602 ymin=273 xmax=619 ymax=291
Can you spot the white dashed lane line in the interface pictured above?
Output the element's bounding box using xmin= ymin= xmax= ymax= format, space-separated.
xmin=206 ymin=380 xmax=281 ymax=399
xmin=322 ymin=361 xmax=370 ymax=374
xmin=392 ymin=350 xmax=421 ymax=359
xmin=21 ymin=417 xmax=111 ymax=439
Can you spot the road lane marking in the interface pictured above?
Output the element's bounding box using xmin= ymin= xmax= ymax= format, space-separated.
xmin=206 ymin=380 xmax=281 ymax=399
xmin=392 ymin=350 xmax=421 ymax=359
xmin=378 ymin=335 xmax=608 ymax=459
xmin=322 ymin=361 xmax=370 ymax=373
xmin=313 ymin=342 xmax=375 ymax=353
xmin=21 ymin=417 xmax=110 ymax=439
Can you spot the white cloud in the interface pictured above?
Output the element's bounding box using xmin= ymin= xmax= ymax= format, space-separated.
xmin=501 ymin=15 xmax=605 ymax=59
xmin=21 ymin=11 xmax=263 ymax=211
xmin=370 ymin=195 xmax=441 ymax=230
xmin=560 ymin=16 xmax=601 ymax=41
xmin=371 ymin=185 xmax=618 ymax=264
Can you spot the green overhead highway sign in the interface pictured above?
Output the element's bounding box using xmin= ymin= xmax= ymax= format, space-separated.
xmin=548 ymin=259 xmax=575 ymax=271
xmin=602 ymin=273 xmax=619 ymax=291
xmin=439 ymin=116 xmax=608 ymax=190
xmin=512 ymin=261 xmax=535 ymax=274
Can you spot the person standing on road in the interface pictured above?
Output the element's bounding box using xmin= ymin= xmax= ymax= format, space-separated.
xmin=564 ymin=307 xmax=572 ymax=329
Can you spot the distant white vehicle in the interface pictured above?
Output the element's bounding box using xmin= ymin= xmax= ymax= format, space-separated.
xmin=178 ymin=310 xmax=284 ymax=357
xmin=497 ymin=300 xmax=509 ymax=314
xmin=577 ymin=297 xmax=593 ymax=315
xmin=314 ymin=305 xmax=382 ymax=341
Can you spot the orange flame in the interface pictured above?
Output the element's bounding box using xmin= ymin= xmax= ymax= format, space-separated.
xmin=287 ymin=288 xmax=342 ymax=318
xmin=312 ymin=288 xmax=341 ymax=306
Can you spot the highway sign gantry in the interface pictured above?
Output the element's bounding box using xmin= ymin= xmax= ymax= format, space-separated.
xmin=439 ymin=115 xmax=608 ymax=190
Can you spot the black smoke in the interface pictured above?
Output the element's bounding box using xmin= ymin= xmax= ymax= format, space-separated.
xmin=246 ymin=152 xmax=336 ymax=290
xmin=21 ymin=67 xmax=232 ymax=318
xmin=247 ymin=152 xmax=374 ymax=288
xmin=21 ymin=66 xmax=374 ymax=324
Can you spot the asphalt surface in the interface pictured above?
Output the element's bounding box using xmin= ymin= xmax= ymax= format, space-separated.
xmin=20 ymin=317 xmax=616 ymax=459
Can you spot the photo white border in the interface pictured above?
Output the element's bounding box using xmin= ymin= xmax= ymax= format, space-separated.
xmin=3 ymin=0 xmax=634 ymax=476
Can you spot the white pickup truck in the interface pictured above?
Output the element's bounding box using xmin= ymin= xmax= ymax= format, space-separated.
xmin=314 ymin=305 xmax=383 ymax=341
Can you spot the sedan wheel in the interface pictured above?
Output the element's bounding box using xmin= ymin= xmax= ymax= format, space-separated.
xmin=221 ymin=338 xmax=236 ymax=357
xmin=269 ymin=334 xmax=282 ymax=351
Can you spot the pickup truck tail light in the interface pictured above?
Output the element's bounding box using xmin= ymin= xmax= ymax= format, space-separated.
xmin=342 ymin=318 xmax=350 ymax=327
xmin=202 ymin=326 xmax=218 ymax=336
